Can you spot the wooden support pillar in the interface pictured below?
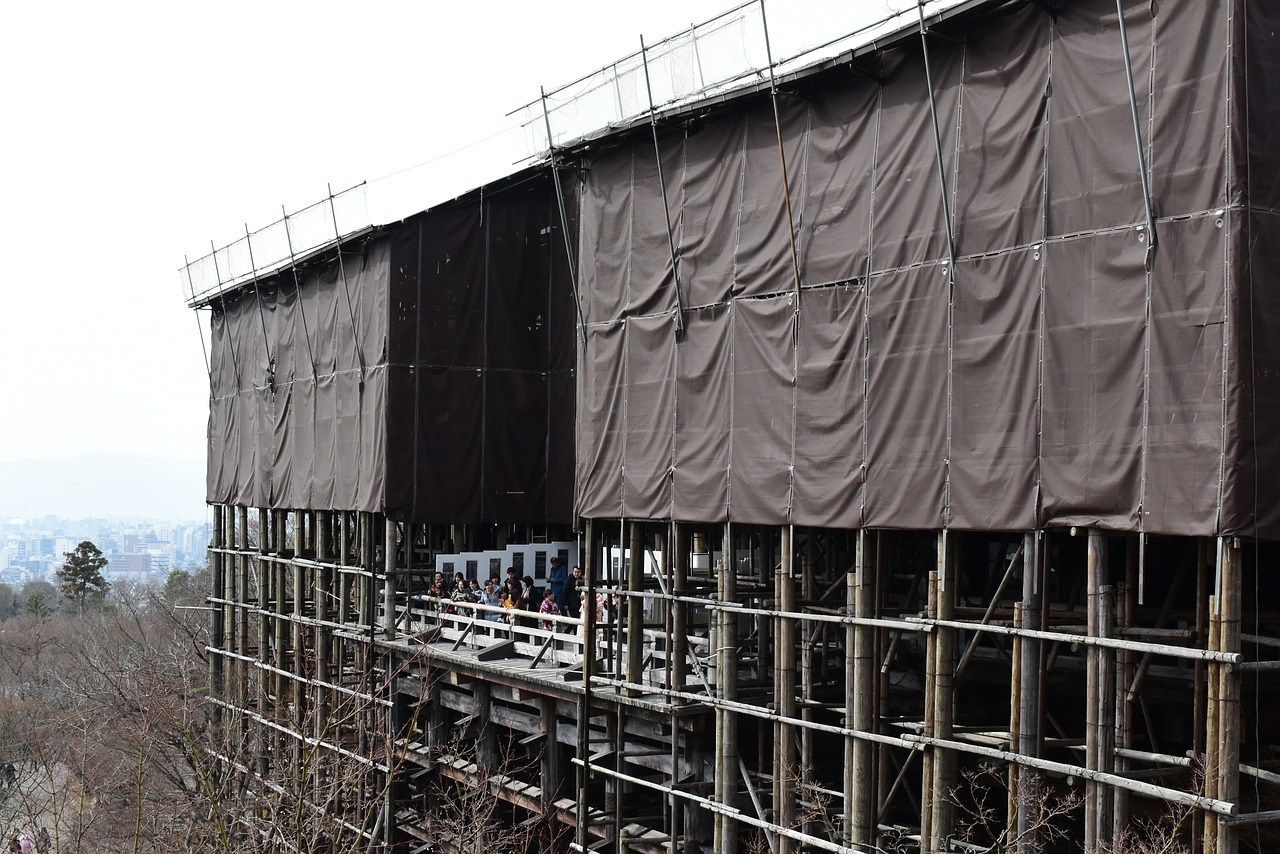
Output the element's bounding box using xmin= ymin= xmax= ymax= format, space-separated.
xmin=799 ymin=528 xmax=816 ymax=782
xmin=1214 ymin=538 xmax=1241 ymax=854
xmin=473 ymin=681 xmax=498 ymax=770
xmin=274 ymin=516 xmax=288 ymax=710
xmin=541 ymin=696 xmax=561 ymax=811
xmin=1086 ymin=529 xmax=1114 ymax=852
xmin=1193 ymin=538 xmax=1210 ymax=845
xmin=210 ymin=506 xmax=226 ymax=700
xmin=714 ymin=523 xmax=739 ymax=854
xmin=1014 ymin=531 xmax=1043 ymax=854
xmin=673 ymin=523 xmax=689 ymax=699
xmin=316 ymin=511 xmax=331 ymax=734
xmin=383 ymin=521 xmax=397 ymax=639
xmin=577 ymin=519 xmax=599 ymax=852
xmin=1113 ymin=539 xmax=1138 ymax=839
xmin=627 ymin=521 xmax=645 ymax=696
xmin=847 ymin=529 xmax=875 ymax=848
xmin=293 ymin=528 xmax=306 ymax=720
xmin=774 ymin=525 xmax=796 ymax=852
xmin=923 ymin=531 xmax=956 ymax=854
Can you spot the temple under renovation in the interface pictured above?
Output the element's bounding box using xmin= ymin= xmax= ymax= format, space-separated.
xmin=185 ymin=0 xmax=1280 ymax=850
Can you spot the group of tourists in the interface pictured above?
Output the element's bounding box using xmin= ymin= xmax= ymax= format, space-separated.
xmin=420 ymin=557 xmax=585 ymax=632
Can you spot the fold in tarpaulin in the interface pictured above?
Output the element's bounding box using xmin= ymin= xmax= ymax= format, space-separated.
xmin=572 ymin=0 xmax=1280 ymax=537
xmin=206 ymin=172 xmax=577 ymax=525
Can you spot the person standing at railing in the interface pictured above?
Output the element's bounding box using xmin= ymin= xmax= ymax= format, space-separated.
xmin=480 ymin=578 xmax=504 ymax=621
xmin=539 ymin=592 xmax=561 ymax=631
xmin=548 ymin=556 xmax=568 ymax=613
xmin=563 ymin=565 xmax=582 ymax=619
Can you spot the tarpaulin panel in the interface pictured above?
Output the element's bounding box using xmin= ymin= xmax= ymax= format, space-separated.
xmin=793 ymin=285 xmax=865 ymax=529
xmin=949 ymin=249 xmax=1040 ymax=531
xmin=250 ymin=383 xmax=272 ymax=509
xmin=1245 ymin=3 xmax=1280 ymax=211
xmin=387 ymin=222 xmax=421 ymax=366
xmin=331 ymin=370 xmax=367 ymax=511
xmin=673 ymin=304 xmax=731 ymax=522
xmin=412 ymin=368 xmax=482 ymax=522
xmin=483 ymin=370 xmax=549 ymax=523
xmin=623 ymin=313 xmax=675 ymax=520
xmin=955 ymin=7 xmax=1048 ymax=255
xmin=307 ymin=271 xmax=340 ymax=378
xmin=206 ymin=308 xmax=239 ymax=505
xmin=1223 ymin=211 xmax=1280 ymax=538
xmin=730 ymin=296 xmax=796 ymax=524
xmin=486 ymin=187 xmax=554 ymax=372
xmin=733 ymin=101 xmax=807 ymax=298
xmin=206 ymin=390 xmax=238 ymax=504
xmin=1046 ymin=0 xmax=1151 ymax=237
xmin=799 ymin=79 xmax=878 ymax=288
xmin=1143 ymin=216 xmax=1226 ymax=536
xmin=576 ymin=321 xmax=626 ymax=519
xmin=312 ymin=371 xmax=338 ymax=510
xmin=1041 ymin=232 xmax=1146 ymax=529
xmin=355 ymin=367 xmax=386 ymax=513
xmin=681 ymin=112 xmax=746 ymax=307
xmin=417 ymin=205 xmax=486 ymax=367
xmin=547 ymin=178 xmax=580 ymax=375
xmin=579 ymin=150 xmax=634 ymax=325
xmin=628 ymin=136 xmax=680 ymax=317
xmin=270 ymin=380 xmax=294 ymax=508
xmin=872 ymin=44 xmax=960 ymax=272
xmin=547 ymin=370 xmax=576 ymax=524
xmin=384 ymin=365 xmax=416 ymax=518
xmin=863 ymin=266 xmax=947 ymax=528
xmin=1149 ymin=0 xmax=1228 ymax=217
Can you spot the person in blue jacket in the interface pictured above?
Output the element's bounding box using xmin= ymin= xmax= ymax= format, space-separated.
xmin=548 ymin=556 xmax=568 ymax=613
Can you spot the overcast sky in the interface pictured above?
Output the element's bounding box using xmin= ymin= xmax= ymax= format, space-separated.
xmin=0 ymin=0 xmax=922 ymax=467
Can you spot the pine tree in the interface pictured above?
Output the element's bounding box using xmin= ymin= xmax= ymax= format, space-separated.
xmin=58 ymin=540 xmax=110 ymax=614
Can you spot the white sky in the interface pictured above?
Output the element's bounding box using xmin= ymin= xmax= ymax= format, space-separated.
xmin=0 ymin=0 xmax=920 ymax=465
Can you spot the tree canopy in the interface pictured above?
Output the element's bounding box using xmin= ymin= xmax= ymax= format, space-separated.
xmin=57 ymin=540 xmax=110 ymax=613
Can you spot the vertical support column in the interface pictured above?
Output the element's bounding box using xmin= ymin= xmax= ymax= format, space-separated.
xmin=799 ymin=530 xmax=815 ymax=781
xmin=541 ymin=696 xmax=561 ymax=812
xmin=577 ymin=519 xmax=599 ymax=852
xmin=673 ymin=524 xmax=689 ymax=699
xmin=1193 ymin=539 xmax=1210 ymax=846
xmin=847 ymin=529 xmax=875 ymax=848
xmin=1015 ymin=531 xmax=1043 ymax=854
xmin=236 ymin=506 xmax=249 ymax=703
xmin=627 ymin=522 xmax=645 ymax=696
xmin=923 ymin=531 xmax=956 ymax=854
xmin=1114 ymin=540 xmax=1138 ymax=839
xmin=274 ymin=512 xmax=288 ymax=712
xmin=383 ymin=522 xmax=398 ymax=639
xmin=1214 ymin=538 xmax=1241 ymax=854
xmin=316 ymin=511 xmax=331 ymax=737
xmin=211 ymin=506 xmax=226 ymax=701
xmin=1086 ymin=529 xmax=1114 ymax=852
xmin=774 ymin=525 xmax=796 ymax=851
xmin=714 ymin=523 xmax=739 ymax=854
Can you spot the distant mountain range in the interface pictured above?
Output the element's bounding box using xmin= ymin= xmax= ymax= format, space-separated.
xmin=0 ymin=453 xmax=207 ymax=521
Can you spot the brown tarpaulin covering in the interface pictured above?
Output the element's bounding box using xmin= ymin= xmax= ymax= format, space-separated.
xmin=573 ymin=0 xmax=1268 ymax=535
xmin=207 ymin=174 xmax=576 ymax=525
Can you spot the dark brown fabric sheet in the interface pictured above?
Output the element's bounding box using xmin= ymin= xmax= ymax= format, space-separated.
xmin=207 ymin=175 xmax=577 ymax=525
xmin=573 ymin=0 xmax=1254 ymax=535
